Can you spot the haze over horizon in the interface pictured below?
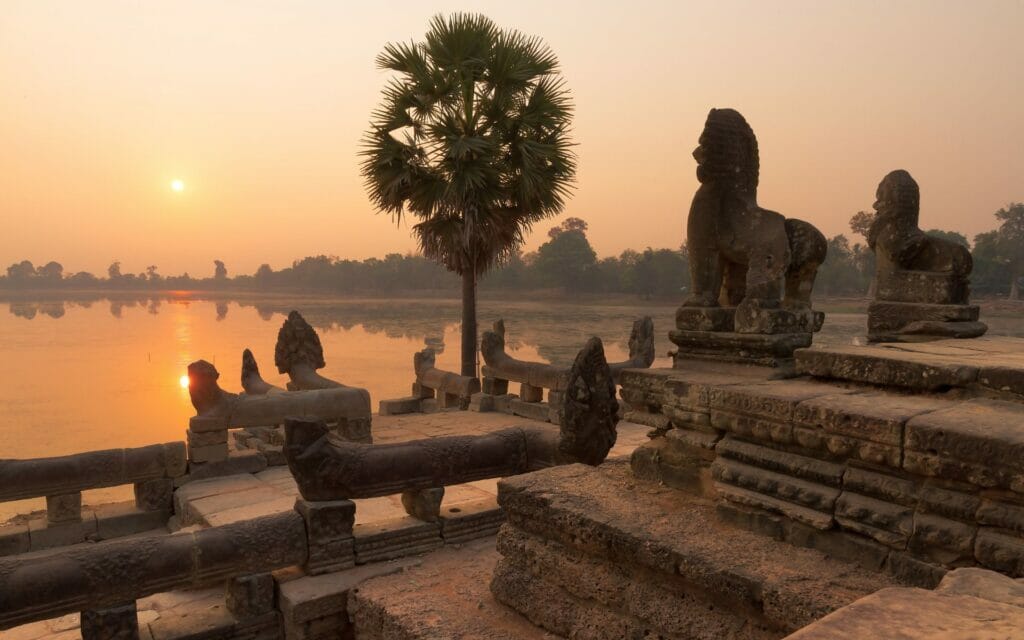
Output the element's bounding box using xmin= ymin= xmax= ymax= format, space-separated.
xmin=2 ymin=0 xmax=1022 ymax=277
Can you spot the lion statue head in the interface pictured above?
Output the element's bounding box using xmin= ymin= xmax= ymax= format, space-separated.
xmin=869 ymin=170 xmax=920 ymax=250
xmin=693 ymin=108 xmax=759 ymax=193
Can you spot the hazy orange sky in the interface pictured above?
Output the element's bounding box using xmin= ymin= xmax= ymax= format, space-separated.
xmin=2 ymin=1 xmax=1022 ymax=277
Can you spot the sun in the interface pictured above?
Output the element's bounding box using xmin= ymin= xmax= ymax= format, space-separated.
xmin=171 ymin=179 xmax=185 ymax=192
xmin=179 ymin=374 xmax=190 ymax=389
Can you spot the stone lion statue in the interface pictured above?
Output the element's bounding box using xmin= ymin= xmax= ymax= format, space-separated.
xmin=683 ymin=108 xmax=827 ymax=315
xmin=869 ymin=169 xmax=972 ymax=303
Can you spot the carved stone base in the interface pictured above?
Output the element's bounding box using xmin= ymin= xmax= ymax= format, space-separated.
xmin=677 ymin=304 xmax=824 ymax=335
xmin=669 ymin=329 xmax=812 ymax=368
xmin=868 ymin=301 xmax=987 ymax=342
xmin=876 ymin=270 xmax=970 ymax=305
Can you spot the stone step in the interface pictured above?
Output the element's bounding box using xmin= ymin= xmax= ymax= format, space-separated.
xmin=795 ymin=337 xmax=1024 ymax=397
xmin=347 ymin=537 xmax=560 ymax=640
xmin=492 ymin=460 xmax=899 ymax=639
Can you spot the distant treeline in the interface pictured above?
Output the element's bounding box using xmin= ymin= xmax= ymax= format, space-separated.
xmin=4 ymin=205 xmax=1022 ymax=299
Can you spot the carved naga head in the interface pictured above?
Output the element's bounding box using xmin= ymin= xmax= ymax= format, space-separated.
xmin=693 ymin=108 xmax=759 ymax=194
xmin=274 ymin=310 xmax=326 ymax=374
xmin=188 ymin=359 xmax=225 ymax=414
xmin=870 ymin=170 xmax=920 ymax=248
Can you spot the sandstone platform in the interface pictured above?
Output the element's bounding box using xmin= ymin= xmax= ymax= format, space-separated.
xmin=795 ymin=336 xmax=1024 ymax=396
xmin=490 ymin=460 xmax=897 ymax=639
xmin=787 ymin=567 xmax=1024 ymax=639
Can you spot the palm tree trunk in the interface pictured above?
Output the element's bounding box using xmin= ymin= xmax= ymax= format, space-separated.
xmin=461 ymin=271 xmax=478 ymax=378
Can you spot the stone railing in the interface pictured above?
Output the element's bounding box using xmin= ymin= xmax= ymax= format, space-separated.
xmin=475 ymin=316 xmax=654 ymax=423
xmin=0 ymin=443 xmax=186 ymax=556
xmin=379 ymin=348 xmax=481 ymax=415
xmin=284 ymin=336 xmax=620 ymax=573
xmin=0 ymin=510 xmax=306 ymax=635
xmin=188 ymin=356 xmax=372 ymax=471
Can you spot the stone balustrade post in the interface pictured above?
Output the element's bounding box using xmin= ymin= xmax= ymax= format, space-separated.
xmin=519 ymin=383 xmax=544 ymax=403
xmin=225 ymin=573 xmax=275 ymax=620
xmin=295 ymin=498 xmax=355 ymax=575
xmin=188 ymin=416 xmax=229 ymax=464
xmin=80 ymin=602 xmax=139 ymax=640
xmin=132 ymin=478 xmax=173 ymax=511
xmin=401 ymin=487 xmax=444 ymax=522
xmin=411 ymin=381 xmax=435 ymax=399
xmin=482 ymin=377 xmax=509 ymax=395
xmin=46 ymin=493 xmax=82 ymax=524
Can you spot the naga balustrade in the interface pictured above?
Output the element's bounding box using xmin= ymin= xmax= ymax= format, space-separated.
xmin=284 ymin=336 xmax=621 ymax=573
xmin=0 ymin=510 xmax=306 ymax=636
xmin=477 ymin=316 xmax=654 ymax=423
xmin=0 ymin=442 xmax=186 ymax=556
xmin=378 ymin=348 xmax=481 ymax=415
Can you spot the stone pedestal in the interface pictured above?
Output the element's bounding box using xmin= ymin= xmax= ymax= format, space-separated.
xmin=295 ymin=498 xmax=356 ymax=575
xmin=80 ymin=602 xmax=139 ymax=640
xmin=670 ymin=305 xmax=821 ymax=369
xmin=868 ymin=300 xmax=987 ymax=342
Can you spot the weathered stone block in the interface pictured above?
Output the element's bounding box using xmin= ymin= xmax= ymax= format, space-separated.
xmin=712 ymin=458 xmax=840 ymax=513
xmin=908 ymin=512 xmax=976 ymax=565
xmin=185 ymin=428 xmax=228 ymax=447
xmin=46 ymin=492 xmax=82 ymax=524
xmin=717 ymin=436 xmax=844 ymax=486
xmin=467 ymin=392 xmax=494 ymax=412
xmin=842 ymin=465 xmax=919 ymax=506
xmin=81 ymin=601 xmax=139 ymax=640
xmin=519 ymin=382 xmax=543 ymax=403
xmin=353 ymin=516 xmax=442 ymax=564
xmin=795 ymin=345 xmax=979 ymax=392
xmin=876 ymin=270 xmax=969 ymax=305
xmin=675 ymin=305 xmax=735 ymax=332
xmin=482 ymin=377 xmax=508 ymax=395
xmin=630 ymin=435 xmax=714 ymax=495
xmin=226 ymin=573 xmax=275 ymax=619
xmin=884 ymin=551 xmax=947 ymax=588
xmin=400 ymin=487 xmax=444 ymax=522
xmin=904 ymin=399 xmax=1024 ymax=489
xmin=669 ymin=329 xmax=812 ymax=367
xmin=975 ymin=528 xmax=1024 ymax=577
xmin=917 ymin=479 xmax=980 ymax=522
xmin=509 ymin=398 xmax=551 ymax=423
xmin=835 ymin=492 xmax=913 ymax=548
xmin=411 ymin=381 xmax=435 ymax=399
xmin=181 ymin=450 xmax=268 ymax=484
xmin=419 ymin=397 xmax=439 ymax=414
xmin=977 ymin=495 xmax=1024 ymax=535
xmin=188 ymin=441 xmax=229 ymax=464
xmin=133 ymin=478 xmax=173 ymax=511
xmin=295 ymin=498 xmax=355 ymax=575
xmin=377 ymin=396 xmax=421 ymax=416
xmin=714 ymin=482 xmax=834 ymax=530
xmin=189 ymin=415 xmax=229 ymax=433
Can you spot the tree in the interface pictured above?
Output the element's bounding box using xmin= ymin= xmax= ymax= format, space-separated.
xmin=994 ymin=203 xmax=1024 ymax=299
xmin=107 ymin=261 xmax=122 ymax=281
xmin=548 ymin=216 xmax=587 ymax=239
xmin=37 ymin=261 xmax=63 ymax=283
xmin=145 ymin=265 xmax=161 ymax=282
xmin=6 ymin=260 xmax=36 ymax=282
xmin=849 ymin=211 xmax=877 ymax=298
xmin=361 ymin=13 xmax=575 ymax=376
xmin=213 ymin=260 xmax=227 ymax=281
xmin=534 ymin=221 xmax=596 ymax=291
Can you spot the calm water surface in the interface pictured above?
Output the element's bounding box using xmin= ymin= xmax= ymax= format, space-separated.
xmin=2 ymin=293 xmax=1022 ymax=520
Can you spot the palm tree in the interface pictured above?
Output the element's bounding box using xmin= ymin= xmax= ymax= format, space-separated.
xmin=361 ymin=13 xmax=576 ymax=377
